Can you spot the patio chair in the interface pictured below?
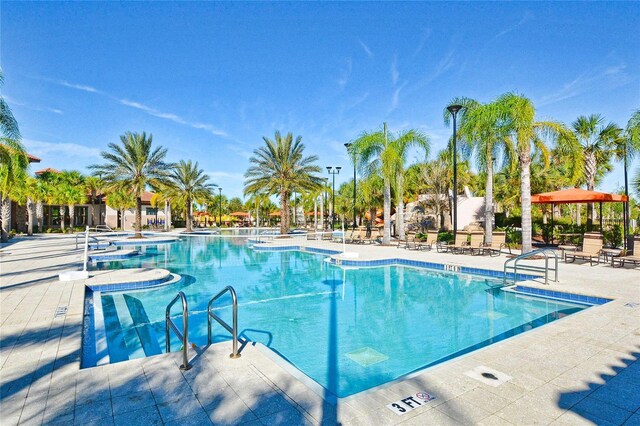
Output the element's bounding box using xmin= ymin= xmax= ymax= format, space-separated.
xmin=321 ymin=231 xmax=333 ymax=241
xmin=397 ymin=232 xmax=418 ymax=249
xmin=611 ymin=236 xmax=640 ymax=267
xmin=565 ymin=233 xmax=603 ymax=266
xmin=611 ymin=252 xmax=640 ymax=268
xmin=465 ymin=231 xmax=485 ymax=255
xmin=345 ymin=228 xmax=359 ymax=244
xmin=481 ymin=231 xmax=509 ymax=257
xmin=306 ymin=232 xmax=317 ymax=241
xmin=418 ymin=230 xmax=438 ymax=251
xmin=438 ymin=233 xmax=468 ymax=253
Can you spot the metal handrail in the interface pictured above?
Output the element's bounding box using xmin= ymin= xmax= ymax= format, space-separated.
xmin=93 ymin=224 xmax=114 ymax=232
xmin=75 ymin=233 xmax=104 ymax=249
xmin=503 ymin=248 xmax=559 ymax=286
xmin=165 ymin=291 xmax=191 ymax=370
xmin=207 ymin=286 xmax=244 ymax=359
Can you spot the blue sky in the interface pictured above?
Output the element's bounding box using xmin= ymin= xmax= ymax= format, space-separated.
xmin=3 ymin=2 xmax=639 ymax=199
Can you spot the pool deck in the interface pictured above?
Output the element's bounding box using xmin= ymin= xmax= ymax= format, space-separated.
xmin=1 ymin=233 xmax=638 ymax=425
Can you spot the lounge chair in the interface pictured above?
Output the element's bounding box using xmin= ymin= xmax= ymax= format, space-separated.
xmin=611 ymin=251 xmax=640 ymax=268
xmin=418 ymin=230 xmax=438 ymax=251
xmin=345 ymin=228 xmax=359 ymax=244
xmin=438 ymin=233 xmax=468 ymax=253
xmin=565 ymin=233 xmax=603 ymax=265
xmin=465 ymin=231 xmax=485 ymax=255
xmin=306 ymin=232 xmax=317 ymax=241
xmin=612 ymin=236 xmax=640 ymax=267
xmin=397 ymin=232 xmax=419 ymax=250
xmin=481 ymin=231 xmax=509 ymax=257
xmin=321 ymin=231 xmax=333 ymax=241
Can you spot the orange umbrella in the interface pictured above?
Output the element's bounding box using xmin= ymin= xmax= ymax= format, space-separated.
xmin=229 ymin=211 xmax=250 ymax=217
xmin=531 ymin=188 xmax=628 ymax=204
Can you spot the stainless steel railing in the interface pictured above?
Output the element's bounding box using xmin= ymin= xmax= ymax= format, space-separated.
xmin=207 ymin=286 xmax=244 ymax=359
xmin=503 ymin=248 xmax=559 ymax=286
xmin=165 ymin=291 xmax=191 ymax=370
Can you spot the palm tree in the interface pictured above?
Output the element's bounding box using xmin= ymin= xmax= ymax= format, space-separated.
xmin=164 ymin=160 xmax=215 ymax=232
xmin=0 ymin=140 xmax=28 ymax=241
xmin=445 ymin=97 xmax=514 ymax=244
xmin=618 ymin=110 xmax=640 ymax=237
xmin=419 ymin=159 xmax=451 ymax=230
xmin=59 ymin=171 xmax=86 ymax=232
xmin=244 ymin=131 xmax=323 ymax=234
xmin=350 ymin=123 xmax=430 ymax=244
xmin=494 ymin=93 xmax=570 ymax=253
xmin=10 ymin=177 xmax=38 ymax=235
xmin=557 ymin=114 xmax=623 ymax=228
xmin=84 ymin=175 xmax=104 ymax=226
xmin=0 ymin=69 xmax=28 ymax=242
xmin=106 ymin=189 xmax=136 ymax=229
xmin=91 ymin=132 xmax=170 ymax=238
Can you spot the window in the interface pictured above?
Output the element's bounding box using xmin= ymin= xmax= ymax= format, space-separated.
xmin=74 ymin=207 xmax=88 ymax=226
xmin=146 ymin=208 xmax=158 ymax=216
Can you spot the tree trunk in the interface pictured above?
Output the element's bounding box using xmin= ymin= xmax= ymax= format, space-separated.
xmin=279 ymin=190 xmax=290 ymax=234
xmin=60 ymin=205 xmax=66 ymax=233
xmin=256 ymin=200 xmax=260 ymax=228
xmin=314 ymin=198 xmax=317 ymax=230
xmin=27 ymin=198 xmax=34 ymax=236
xmin=186 ymin=197 xmax=192 ymax=232
xmin=0 ymin=197 xmax=11 ymax=242
xmin=485 ymin=157 xmax=494 ymax=245
xmin=397 ymin=175 xmax=406 ymax=241
xmin=134 ymin=196 xmax=142 ymax=238
xmin=382 ymin=174 xmax=391 ymax=245
xmin=68 ymin=204 xmax=75 ymax=234
xmin=520 ymin=151 xmax=533 ymax=253
xmin=36 ymin=201 xmax=43 ymax=233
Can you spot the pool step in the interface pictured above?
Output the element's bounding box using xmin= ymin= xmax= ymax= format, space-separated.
xmin=100 ymin=295 xmax=132 ymax=363
xmin=112 ymin=295 xmax=146 ymax=359
xmin=124 ymin=294 xmax=163 ymax=356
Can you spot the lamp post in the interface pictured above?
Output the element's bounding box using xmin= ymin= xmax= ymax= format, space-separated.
xmin=323 ymin=178 xmax=328 ymax=230
xmin=344 ymin=143 xmax=356 ymax=229
xmin=447 ymin=104 xmax=464 ymax=242
xmin=327 ymin=167 xmax=341 ymax=228
xmin=218 ymin=187 xmax=223 ymax=226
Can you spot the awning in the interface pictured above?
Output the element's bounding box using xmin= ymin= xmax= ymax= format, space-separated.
xmin=531 ymin=188 xmax=628 ymax=204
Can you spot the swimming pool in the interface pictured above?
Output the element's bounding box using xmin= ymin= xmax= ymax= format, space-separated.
xmin=84 ymin=237 xmax=587 ymax=397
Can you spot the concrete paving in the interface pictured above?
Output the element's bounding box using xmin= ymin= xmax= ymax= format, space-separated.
xmin=1 ymin=233 xmax=639 ymax=425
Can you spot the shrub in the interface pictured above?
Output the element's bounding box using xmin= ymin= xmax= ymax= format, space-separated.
xmin=603 ymin=225 xmax=623 ymax=248
xmin=437 ymin=231 xmax=453 ymax=243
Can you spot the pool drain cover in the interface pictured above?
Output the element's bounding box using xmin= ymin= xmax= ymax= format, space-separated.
xmin=465 ymin=366 xmax=512 ymax=387
xmin=346 ymin=347 xmax=389 ymax=367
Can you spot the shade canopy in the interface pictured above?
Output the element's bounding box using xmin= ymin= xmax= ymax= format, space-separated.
xmin=531 ymin=188 xmax=628 ymax=205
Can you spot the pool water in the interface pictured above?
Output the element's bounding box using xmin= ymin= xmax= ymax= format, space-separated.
xmin=85 ymin=237 xmax=586 ymax=397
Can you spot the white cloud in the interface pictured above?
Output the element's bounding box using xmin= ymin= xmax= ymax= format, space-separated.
xmin=358 ymin=40 xmax=374 ymax=58
xmin=390 ymin=82 xmax=408 ymax=112
xmin=22 ymin=139 xmax=101 ymax=159
xmin=118 ymin=98 xmax=228 ymax=137
xmin=538 ymin=62 xmax=633 ymax=106
xmin=391 ymin=55 xmax=399 ymax=85
xmin=4 ymin=96 xmax=63 ymax=115
xmin=39 ymin=76 xmax=229 ymax=137
xmin=412 ymin=28 xmax=432 ymax=59
xmin=337 ymin=58 xmax=353 ymax=89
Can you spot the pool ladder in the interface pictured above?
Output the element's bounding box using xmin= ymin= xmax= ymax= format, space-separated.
xmin=165 ymin=286 xmax=243 ymax=370
xmin=503 ymin=248 xmax=559 ymax=286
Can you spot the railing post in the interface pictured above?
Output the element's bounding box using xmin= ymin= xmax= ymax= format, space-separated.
xmin=180 ymin=294 xmax=190 ymax=370
xmin=230 ymin=290 xmax=240 ymax=358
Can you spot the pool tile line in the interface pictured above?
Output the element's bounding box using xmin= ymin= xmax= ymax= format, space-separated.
xmin=513 ymin=285 xmax=612 ymax=306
